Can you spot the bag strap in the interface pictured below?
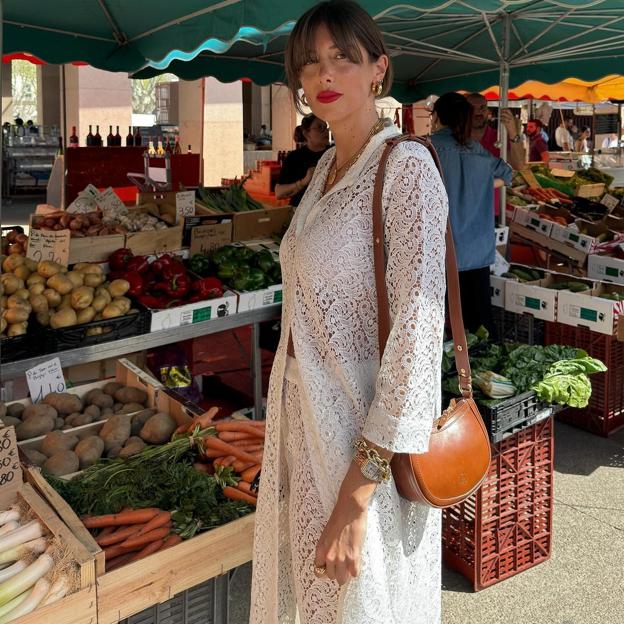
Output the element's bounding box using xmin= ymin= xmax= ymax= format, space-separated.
xmin=372 ymin=134 xmax=472 ymax=398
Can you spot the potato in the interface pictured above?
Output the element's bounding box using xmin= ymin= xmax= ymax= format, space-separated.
xmin=13 ymin=265 xmax=31 ymax=281
xmin=139 ymin=412 xmax=176 ymax=444
xmin=29 ymin=283 xmax=45 ymax=296
xmin=113 ymin=387 xmax=147 ymax=405
xmin=83 ymin=405 xmax=101 ymax=420
xmin=36 ymin=311 xmax=51 ymax=327
xmin=86 ymin=327 xmax=103 ymax=336
xmin=130 ymin=409 xmax=157 ymax=436
xmin=6 ymin=295 xmax=29 ymax=309
xmin=15 ymin=415 xmax=55 ymax=440
xmin=2 ymin=254 xmax=25 ymax=273
xmin=99 ymin=414 xmax=132 ymax=451
xmin=41 ymin=431 xmax=79 ymax=457
xmin=106 ymin=445 xmax=123 ymax=459
xmin=101 ymin=407 xmax=114 ymax=419
xmin=74 ymin=436 xmax=105 ymax=469
xmin=43 ymin=288 xmax=62 ymax=307
xmin=119 ymin=437 xmax=146 ymax=459
xmin=64 ymin=412 xmax=82 ymax=428
xmin=90 ymin=393 xmax=114 ymax=409
xmin=27 ymin=273 xmax=46 ymax=287
xmin=101 ymin=303 xmax=124 ymax=319
xmin=75 ymin=307 xmax=95 ymax=324
xmin=50 ymin=308 xmax=77 ymax=329
xmin=107 ymin=280 xmax=130 ymax=298
xmin=78 ymin=264 xmax=104 ymax=276
xmin=7 ymin=322 xmax=27 ymax=337
xmin=29 ymin=293 xmax=48 ymax=315
xmin=23 ymin=448 xmax=47 ymax=467
xmin=103 ymin=382 xmax=123 ymax=396
xmin=14 ymin=288 xmax=30 ymax=301
xmin=47 ymin=274 xmax=74 ymax=295
xmin=69 ymin=413 xmax=93 ymax=427
xmin=83 ymin=388 xmax=104 ymax=404
xmin=83 ymin=273 xmax=104 ymax=287
xmin=113 ymin=403 xmax=123 ymax=413
xmin=112 ymin=297 xmax=131 ymax=315
xmin=70 ymin=286 xmax=94 ymax=311
xmin=24 ymin=258 xmax=38 ymax=272
xmin=55 ymin=417 xmax=65 ymax=429
xmin=0 ymin=274 xmax=24 ymax=295
xmin=43 ymin=392 xmax=83 ymax=415
xmin=4 ymin=307 xmax=29 ymax=324
xmin=22 ymin=404 xmax=57 ymax=421
xmin=6 ymin=403 xmax=24 ymax=418
xmin=116 ymin=402 xmax=145 ymax=414
xmin=37 ymin=260 xmax=64 ymax=278
xmin=1 ymin=416 xmax=21 ymax=427
xmin=91 ymin=295 xmax=108 ymax=313
xmin=43 ymin=450 xmax=79 ymax=476
xmin=94 ymin=287 xmax=112 ymax=304
xmin=66 ymin=271 xmax=84 ymax=288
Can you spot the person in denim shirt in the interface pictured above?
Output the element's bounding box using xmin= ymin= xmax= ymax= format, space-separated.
xmin=431 ymin=92 xmax=512 ymax=334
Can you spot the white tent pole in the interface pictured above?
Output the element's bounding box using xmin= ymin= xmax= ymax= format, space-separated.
xmin=498 ymin=13 xmax=511 ymax=227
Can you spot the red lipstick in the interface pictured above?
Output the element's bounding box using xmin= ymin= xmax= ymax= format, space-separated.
xmin=317 ymin=90 xmax=343 ymax=104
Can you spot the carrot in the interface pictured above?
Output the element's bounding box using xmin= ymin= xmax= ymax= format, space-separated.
xmin=83 ymin=508 xmax=160 ymax=529
xmin=98 ymin=526 xmax=117 ymax=538
xmin=220 ymin=455 xmax=236 ymax=467
xmin=105 ymin=553 xmax=135 ymax=571
xmin=104 ymin=543 xmax=140 ymax=560
xmin=231 ymin=442 xmax=264 ymax=452
xmin=134 ymin=511 xmax=171 ymax=537
xmin=232 ymin=460 xmax=256 ymax=473
xmin=161 ymin=534 xmax=183 ymax=550
xmin=96 ymin=525 xmax=145 ymax=547
xmin=203 ymin=449 xmax=230 ymax=459
xmin=187 ymin=407 xmax=220 ymax=432
xmin=237 ymin=481 xmax=257 ymax=496
xmin=223 ymin=486 xmax=257 ymax=506
xmin=217 ymin=431 xmax=258 ymax=443
xmin=241 ymin=464 xmax=262 ymax=483
xmin=214 ymin=421 xmax=265 ymax=433
xmin=203 ymin=437 xmax=260 ymax=463
xmin=129 ymin=538 xmax=165 ymax=563
xmin=120 ymin=526 xmax=171 ymax=550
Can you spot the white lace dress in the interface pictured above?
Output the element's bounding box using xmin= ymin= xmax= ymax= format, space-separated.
xmin=250 ymin=124 xmax=449 ymax=624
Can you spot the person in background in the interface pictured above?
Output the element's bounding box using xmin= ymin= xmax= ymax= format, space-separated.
xmin=527 ymin=119 xmax=550 ymax=163
xmin=275 ymin=113 xmax=329 ymax=206
xmin=555 ymin=116 xmax=574 ymax=151
xmin=602 ymin=133 xmax=619 ymax=149
xmin=467 ymin=93 xmax=525 ymax=170
xmin=575 ymin=126 xmax=591 ymax=153
xmin=431 ymin=92 xmax=512 ymax=334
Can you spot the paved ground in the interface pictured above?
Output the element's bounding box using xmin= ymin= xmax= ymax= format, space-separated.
xmin=228 ymin=421 xmax=624 ymax=624
xmin=1 ymin=196 xmax=38 ymax=229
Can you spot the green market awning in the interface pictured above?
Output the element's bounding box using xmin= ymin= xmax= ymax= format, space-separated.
xmin=4 ymin=1 xmax=624 ymax=102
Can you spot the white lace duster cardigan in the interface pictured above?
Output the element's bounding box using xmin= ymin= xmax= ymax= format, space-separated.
xmin=250 ymin=124 xmax=449 ymax=624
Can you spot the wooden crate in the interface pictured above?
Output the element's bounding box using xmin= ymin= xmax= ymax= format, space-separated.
xmin=125 ymin=225 xmax=184 ymax=256
xmin=68 ymin=234 xmax=125 ymax=265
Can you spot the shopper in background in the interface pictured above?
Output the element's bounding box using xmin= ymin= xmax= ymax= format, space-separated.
xmin=555 ymin=116 xmax=574 ymax=151
xmin=252 ymin=1 xmax=448 ymax=622
xmin=575 ymin=126 xmax=591 ymax=153
xmin=431 ymin=91 xmax=512 ymax=334
xmin=275 ymin=113 xmax=330 ymax=206
xmin=526 ymin=119 xmax=550 ymax=163
xmin=602 ymin=133 xmax=619 ymax=149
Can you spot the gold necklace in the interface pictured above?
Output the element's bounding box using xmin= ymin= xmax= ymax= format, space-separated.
xmin=327 ymin=118 xmax=385 ymax=187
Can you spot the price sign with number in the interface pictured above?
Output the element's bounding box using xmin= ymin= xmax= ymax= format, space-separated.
xmin=0 ymin=427 xmax=21 ymax=499
xmin=26 ymin=358 xmax=67 ymax=404
xmin=26 ymin=229 xmax=70 ymax=266
xmin=176 ymin=191 xmax=196 ymax=222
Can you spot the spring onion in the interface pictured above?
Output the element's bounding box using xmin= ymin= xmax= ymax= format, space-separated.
xmin=0 ymin=550 xmax=53 ymax=607
xmin=0 ymin=578 xmax=49 ymax=622
xmin=0 ymin=539 xmax=47 ymax=566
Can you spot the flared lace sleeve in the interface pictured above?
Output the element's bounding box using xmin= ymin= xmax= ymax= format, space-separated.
xmin=362 ymin=142 xmax=448 ymax=454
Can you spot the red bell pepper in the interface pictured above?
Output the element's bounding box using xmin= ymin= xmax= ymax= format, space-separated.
xmin=109 ymin=248 xmax=134 ymax=271
xmin=121 ymin=271 xmax=144 ymax=297
xmin=126 ymin=255 xmax=149 ymax=273
xmin=151 ymin=253 xmax=175 ymax=274
xmin=143 ymin=271 xmax=158 ymax=290
xmin=157 ymin=273 xmax=190 ymax=298
xmin=137 ymin=294 xmax=166 ymax=309
xmin=193 ymin=277 xmax=223 ymax=300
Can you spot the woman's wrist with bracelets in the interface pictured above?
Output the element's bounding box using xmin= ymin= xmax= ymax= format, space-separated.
xmin=353 ymin=437 xmax=391 ymax=483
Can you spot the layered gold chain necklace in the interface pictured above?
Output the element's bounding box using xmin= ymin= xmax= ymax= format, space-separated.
xmin=326 ymin=117 xmax=386 ymax=187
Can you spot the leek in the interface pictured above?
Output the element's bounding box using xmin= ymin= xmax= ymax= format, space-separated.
xmin=475 ymin=371 xmax=516 ymax=399
xmin=0 ymin=539 xmax=47 ymax=566
xmin=0 ymin=562 xmax=27 ymax=585
xmin=41 ymin=576 xmax=68 ymax=606
xmin=0 ymin=513 xmax=19 ymax=528
xmin=0 ymin=550 xmax=53 ymax=607
xmin=0 ymin=524 xmax=18 ymax=539
xmin=0 ymin=578 xmax=49 ymax=622
xmin=0 ymin=522 xmax=45 ymax=557
xmin=0 ymin=591 xmax=31 ymax=620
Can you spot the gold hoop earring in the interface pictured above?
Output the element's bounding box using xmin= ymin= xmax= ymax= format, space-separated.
xmin=372 ymin=81 xmax=383 ymax=97
xmin=301 ymin=94 xmax=309 ymax=107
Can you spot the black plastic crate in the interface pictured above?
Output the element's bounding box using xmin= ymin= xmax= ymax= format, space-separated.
xmin=43 ymin=304 xmax=150 ymax=354
xmin=0 ymin=313 xmax=45 ymax=363
xmin=478 ymin=390 xmax=552 ymax=443
xmin=491 ymin=307 xmax=545 ymax=346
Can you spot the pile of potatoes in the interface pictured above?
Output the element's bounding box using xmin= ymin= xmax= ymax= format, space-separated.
xmin=8 ymin=383 xmax=179 ymax=476
xmin=1 ymin=254 xmax=136 ymax=338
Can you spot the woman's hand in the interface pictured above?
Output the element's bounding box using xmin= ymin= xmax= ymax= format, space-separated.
xmin=302 ymin=166 xmax=315 ymax=186
xmin=315 ymin=493 xmax=369 ymax=586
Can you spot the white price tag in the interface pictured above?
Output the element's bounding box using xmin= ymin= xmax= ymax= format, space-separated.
xmin=96 ymin=187 xmax=126 ymax=219
xmin=26 ymin=358 xmax=67 ymax=404
xmin=600 ymin=194 xmax=620 ymax=212
xmin=176 ymin=191 xmax=196 ymax=222
xmin=26 ymin=229 xmax=70 ymax=266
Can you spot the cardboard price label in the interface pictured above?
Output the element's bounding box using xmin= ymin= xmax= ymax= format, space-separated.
xmin=0 ymin=427 xmax=20 ymax=495
xmin=26 ymin=229 xmax=70 ymax=266
xmin=176 ymin=191 xmax=196 ymax=222
xmin=600 ymin=194 xmax=620 ymax=212
xmin=26 ymin=358 xmax=67 ymax=404
xmin=190 ymin=223 xmax=233 ymax=256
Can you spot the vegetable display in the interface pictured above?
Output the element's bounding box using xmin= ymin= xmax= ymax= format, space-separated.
xmin=1 ymin=229 xmax=28 ymax=257
xmin=196 ymin=180 xmax=264 ymax=214
xmin=108 ymin=249 xmax=224 ymax=310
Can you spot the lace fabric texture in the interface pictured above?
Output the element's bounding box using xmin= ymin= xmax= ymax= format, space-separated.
xmin=250 ymin=125 xmax=448 ymax=624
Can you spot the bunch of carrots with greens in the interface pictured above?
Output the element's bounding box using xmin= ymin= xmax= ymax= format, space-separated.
xmin=83 ymin=508 xmax=181 ymax=571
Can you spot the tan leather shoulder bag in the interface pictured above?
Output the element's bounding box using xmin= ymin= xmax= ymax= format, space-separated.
xmin=372 ymin=134 xmax=491 ymax=508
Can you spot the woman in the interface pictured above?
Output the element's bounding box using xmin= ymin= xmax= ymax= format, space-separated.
xmin=251 ymin=2 xmax=448 ymax=623
xmin=275 ymin=114 xmax=330 ymax=206
xmin=431 ymin=92 xmax=512 ymax=335
xmin=575 ymin=126 xmax=591 ymax=153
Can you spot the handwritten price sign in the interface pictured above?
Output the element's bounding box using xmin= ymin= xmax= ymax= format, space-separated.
xmin=26 ymin=229 xmax=70 ymax=266
xmin=0 ymin=427 xmax=21 ymax=497
xmin=26 ymin=358 xmax=67 ymax=404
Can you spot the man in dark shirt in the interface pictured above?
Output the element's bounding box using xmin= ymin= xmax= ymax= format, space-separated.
xmin=527 ymin=120 xmax=549 ymax=163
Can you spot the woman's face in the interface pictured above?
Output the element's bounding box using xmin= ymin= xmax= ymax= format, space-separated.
xmin=303 ymin=119 xmax=330 ymax=149
xmin=298 ymin=23 xmax=387 ymax=126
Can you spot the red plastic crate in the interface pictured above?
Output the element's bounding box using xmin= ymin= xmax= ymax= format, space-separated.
xmin=545 ymin=322 xmax=624 ymax=436
xmin=442 ymin=417 xmax=554 ymax=591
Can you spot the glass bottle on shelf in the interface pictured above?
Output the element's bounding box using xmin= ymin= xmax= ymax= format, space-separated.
xmin=156 ymin=139 xmax=165 ymax=156
xmin=148 ymin=140 xmax=156 ymax=156
xmin=94 ymin=125 xmax=102 ymax=146
xmin=57 ymin=136 xmax=64 ymax=156
xmin=187 ymin=144 xmax=192 ymax=154
xmin=69 ymin=126 xmax=79 ymax=147
xmin=107 ymin=125 xmax=114 ymax=146
xmin=134 ymin=127 xmax=142 ymax=146
xmin=165 ymin=135 xmax=172 ymax=154
xmin=114 ymin=125 xmax=122 ymax=146
xmin=126 ymin=126 xmax=134 ymax=147
xmin=173 ymin=136 xmax=182 ymax=155
xmin=86 ymin=125 xmax=94 ymax=146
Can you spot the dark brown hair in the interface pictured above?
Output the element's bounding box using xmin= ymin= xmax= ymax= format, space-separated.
xmin=295 ymin=114 xmax=321 ymax=143
xmin=433 ymin=92 xmax=473 ymax=146
xmin=285 ymin=0 xmax=393 ymax=112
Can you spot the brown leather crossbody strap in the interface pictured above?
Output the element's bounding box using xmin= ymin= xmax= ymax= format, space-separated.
xmin=372 ymin=134 xmax=472 ymax=397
